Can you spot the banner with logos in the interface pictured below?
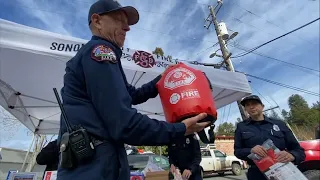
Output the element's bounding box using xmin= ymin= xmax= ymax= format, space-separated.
xmin=0 ymin=18 xmax=251 ymax=134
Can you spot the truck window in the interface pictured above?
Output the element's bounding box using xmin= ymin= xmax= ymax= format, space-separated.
xmin=214 ymin=150 xmax=225 ymax=157
xmin=201 ymin=150 xmax=211 ymax=157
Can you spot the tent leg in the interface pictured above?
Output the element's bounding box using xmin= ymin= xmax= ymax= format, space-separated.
xmin=21 ymin=133 xmax=36 ymax=171
xmin=26 ymin=135 xmax=46 ymax=172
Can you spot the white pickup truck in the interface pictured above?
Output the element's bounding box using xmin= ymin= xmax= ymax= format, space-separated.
xmin=200 ymin=145 xmax=247 ymax=177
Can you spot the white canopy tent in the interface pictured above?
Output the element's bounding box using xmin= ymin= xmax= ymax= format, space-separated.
xmin=0 ymin=18 xmax=252 ymax=136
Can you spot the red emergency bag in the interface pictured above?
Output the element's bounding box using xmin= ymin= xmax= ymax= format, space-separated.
xmin=156 ymin=63 xmax=217 ymax=124
xmin=254 ymin=149 xmax=277 ymax=172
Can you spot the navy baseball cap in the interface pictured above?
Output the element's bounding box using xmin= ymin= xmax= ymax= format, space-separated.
xmin=88 ymin=0 xmax=139 ymax=25
xmin=240 ymin=95 xmax=263 ymax=106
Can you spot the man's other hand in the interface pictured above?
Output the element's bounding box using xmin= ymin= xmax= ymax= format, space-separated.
xmin=182 ymin=113 xmax=209 ymax=136
xmin=251 ymin=145 xmax=267 ymax=157
xmin=170 ymin=164 xmax=176 ymax=174
xmin=182 ymin=169 xmax=192 ymax=179
xmin=276 ymin=151 xmax=295 ymax=163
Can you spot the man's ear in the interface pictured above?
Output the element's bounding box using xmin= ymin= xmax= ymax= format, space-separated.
xmin=91 ymin=14 xmax=102 ymax=29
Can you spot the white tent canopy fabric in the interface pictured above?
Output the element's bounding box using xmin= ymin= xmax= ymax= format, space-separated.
xmin=0 ymin=19 xmax=252 ymax=135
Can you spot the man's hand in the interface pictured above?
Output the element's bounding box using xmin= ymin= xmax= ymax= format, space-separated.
xmin=182 ymin=113 xmax=209 ymax=136
xmin=170 ymin=164 xmax=176 ymax=174
xmin=275 ymin=151 xmax=295 ymax=163
xmin=251 ymin=145 xmax=268 ymax=158
xmin=182 ymin=169 xmax=192 ymax=179
xmin=161 ymin=64 xmax=176 ymax=76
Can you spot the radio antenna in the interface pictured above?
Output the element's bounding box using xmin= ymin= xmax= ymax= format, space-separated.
xmin=53 ymin=88 xmax=73 ymax=133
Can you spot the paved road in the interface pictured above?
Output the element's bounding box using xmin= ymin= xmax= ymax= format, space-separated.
xmin=205 ymin=170 xmax=247 ymax=180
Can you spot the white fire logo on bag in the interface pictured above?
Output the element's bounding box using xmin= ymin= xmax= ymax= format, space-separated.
xmin=170 ymin=93 xmax=181 ymax=104
xmin=181 ymin=89 xmax=200 ymax=100
xmin=164 ymin=67 xmax=196 ymax=89
xmin=169 ymin=89 xmax=200 ymax=104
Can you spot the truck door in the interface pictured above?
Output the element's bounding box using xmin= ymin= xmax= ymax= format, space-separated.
xmin=201 ymin=149 xmax=214 ymax=171
xmin=213 ymin=150 xmax=227 ymax=170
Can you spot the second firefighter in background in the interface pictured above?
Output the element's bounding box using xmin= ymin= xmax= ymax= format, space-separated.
xmin=168 ymin=134 xmax=202 ymax=180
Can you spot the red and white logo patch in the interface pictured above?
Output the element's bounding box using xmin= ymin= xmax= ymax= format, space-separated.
xmin=132 ymin=50 xmax=156 ymax=68
xmin=91 ymin=45 xmax=117 ymax=63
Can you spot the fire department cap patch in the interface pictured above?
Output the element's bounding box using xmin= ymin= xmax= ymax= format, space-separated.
xmin=91 ymin=45 xmax=117 ymax=63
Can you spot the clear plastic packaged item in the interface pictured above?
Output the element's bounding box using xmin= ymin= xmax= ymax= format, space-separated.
xmin=142 ymin=158 xmax=165 ymax=176
xmin=248 ymin=139 xmax=307 ymax=180
xmin=173 ymin=169 xmax=183 ymax=180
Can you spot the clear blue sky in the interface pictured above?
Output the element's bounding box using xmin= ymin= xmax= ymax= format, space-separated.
xmin=0 ymin=0 xmax=319 ymax=150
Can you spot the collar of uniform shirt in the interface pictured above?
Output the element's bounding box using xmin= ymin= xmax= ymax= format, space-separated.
xmin=91 ymin=35 xmax=122 ymax=56
xmin=244 ymin=115 xmax=273 ymax=125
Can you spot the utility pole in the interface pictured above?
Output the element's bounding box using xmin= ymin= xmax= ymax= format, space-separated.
xmin=263 ymin=106 xmax=280 ymax=112
xmin=204 ymin=1 xmax=249 ymax=120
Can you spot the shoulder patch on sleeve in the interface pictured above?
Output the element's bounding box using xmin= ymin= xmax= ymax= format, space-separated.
xmin=91 ymin=45 xmax=117 ymax=63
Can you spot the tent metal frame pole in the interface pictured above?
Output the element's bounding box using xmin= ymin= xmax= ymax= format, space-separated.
xmin=21 ymin=133 xmax=36 ymax=171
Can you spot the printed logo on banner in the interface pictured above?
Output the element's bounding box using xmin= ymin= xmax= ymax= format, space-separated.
xmin=132 ymin=50 xmax=156 ymax=68
xmin=164 ymin=67 xmax=196 ymax=90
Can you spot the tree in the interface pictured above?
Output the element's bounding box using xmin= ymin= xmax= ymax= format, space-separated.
xmin=278 ymin=94 xmax=319 ymax=141
xmin=283 ymin=94 xmax=319 ymax=127
xmin=152 ymin=47 xmax=164 ymax=56
xmin=311 ymin=101 xmax=320 ymax=110
xmin=268 ymin=109 xmax=281 ymax=120
xmin=216 ymin=122 xmax=236 ymax=136
xmin=288 ymin=94 xmax=309 ymax=110
xmin=281 ymin=109 xmax=289 ymax=120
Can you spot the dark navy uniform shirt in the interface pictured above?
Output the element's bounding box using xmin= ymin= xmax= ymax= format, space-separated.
xmin=57 ymin=35 xmax=186 ymax=180
xmin=168 ymin=134 xmax=201 ymax=174
xmin=234 ymin=116 xmax=305 ymax=166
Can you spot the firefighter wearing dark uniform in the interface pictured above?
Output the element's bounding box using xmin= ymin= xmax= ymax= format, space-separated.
xmin=168 ymin=134 xmax=202 ymax=180
xmin=36 ymin=139 xmax=59 ymax=171
xmin=234 ymin=95 xmax=306 ymax=180
xmin=56 ymin=0 xmax=209 ymax=180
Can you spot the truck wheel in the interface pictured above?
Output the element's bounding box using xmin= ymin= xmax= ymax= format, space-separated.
xmin=231 ymin=163 xmax=242 ymax=176
xmin=200 ymin=168 xmax=204 ymax=178
xmin=303 ymin=170 xmax=320 ymax=180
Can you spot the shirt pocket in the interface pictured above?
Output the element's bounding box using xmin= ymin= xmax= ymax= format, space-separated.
xmin=241 ymin=132 xmax=257 ymax=147
xmin=241 ymin=132 xmax=255 ymax=139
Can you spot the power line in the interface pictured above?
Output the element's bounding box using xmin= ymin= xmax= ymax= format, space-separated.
xmin=242 ymin=73 xmax=320 ymax=96
xmin=229 ymin=0 xmax=317 ymax=45
xmin=221 ymin=106 xmax=226 ymax=124
xmin=230 ymin=43 xmax=320 ymax=73
xmin=250 ymin=85 xmax=274 ymax=107
xmin=231 ymin=18 xmax=320 ymax=58
xmin=226 ymin=104 xmax=232 ymax=123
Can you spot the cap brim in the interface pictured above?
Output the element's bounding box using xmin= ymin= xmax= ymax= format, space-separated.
xmin=121 ymin=6 xmax=139 ymax=25
xmin=241 ymin=98 xmax=263 ymax=106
